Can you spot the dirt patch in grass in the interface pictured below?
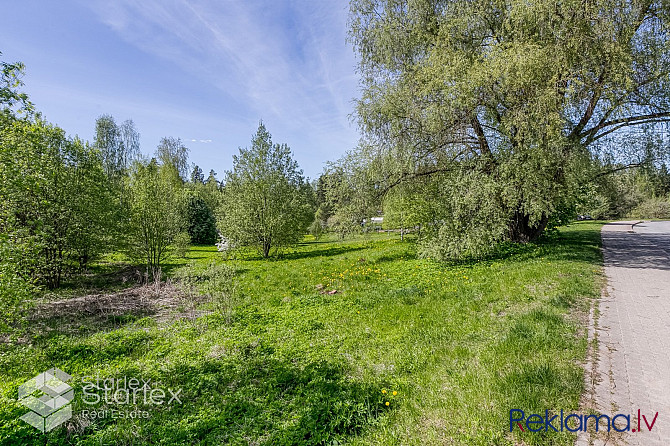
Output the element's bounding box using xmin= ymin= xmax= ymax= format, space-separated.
xmin=23 ymin=282 xmax=209 ymax=339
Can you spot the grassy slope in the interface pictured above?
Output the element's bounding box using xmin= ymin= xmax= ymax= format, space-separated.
xmin=0 ymin=222 xmax=603 ymax=445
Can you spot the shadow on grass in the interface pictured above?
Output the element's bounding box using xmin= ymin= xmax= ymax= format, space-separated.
xmin=279 ymin=245 xmax=369 ymax=261
xmin=57 ymin=265 xmax=144 ymax=293
xmin=150 ymin=356 xmax=383 ymax=445
xmin=297 ymin=239 xmax=341 ymax=246
xmin=32 ymin=310 xmax=149 ymax=342
xmin=539 ymin=225 xmax=602 ymax=263
xmin=437 ymin=223 xmax=603 ymax=268
xmin=230 ymin=244 xmax=370 ymax=262
xmin=491 ymin=309 xmax=584 ymax=445
xmin=183 ymin=250 xmax=220 ymax=261
xmin=374 ymin=250 xmax=413 ymax=263
xmin=7 ymin=350 xmax=387 ymax=445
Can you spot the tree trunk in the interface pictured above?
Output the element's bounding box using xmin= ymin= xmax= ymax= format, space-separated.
xmin=508 ymin=211 xmax=549 ymax=243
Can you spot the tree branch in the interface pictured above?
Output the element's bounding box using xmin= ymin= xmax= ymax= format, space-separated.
xmin=471 ymin=116 xmax=492 ymax=157
xmin=594 ymin=162 xmax=647 ymax=178
xmin=586 ymin=118 xmax=670 ymax=145
xmin=376 ymin=148 xmax=469 ymax=197
xmin=570 ymin=68 xmax=607 ymax=139
xmin=581 ymin=111 xmax=670 ymax=144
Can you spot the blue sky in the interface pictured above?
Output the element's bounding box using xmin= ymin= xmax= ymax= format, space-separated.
xmin=0 ymin=0 xmax=360 ymax=179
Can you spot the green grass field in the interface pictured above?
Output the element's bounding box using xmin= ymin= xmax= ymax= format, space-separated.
xmin=0 ymin=222 xmax=603 ymax=445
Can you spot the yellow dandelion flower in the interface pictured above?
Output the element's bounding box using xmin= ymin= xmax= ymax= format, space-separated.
xmin=382 ymin=389 xmax=387 ymax=394
xmin=393 ymin=391 xmax=397 ymax=396
xmin=385 ymin=401 xmax=390 ymax=406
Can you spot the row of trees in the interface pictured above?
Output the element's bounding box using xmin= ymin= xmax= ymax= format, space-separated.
xmin=1 ymin=54 xmax=318 ymax=299
xmin=1 ymin=58 xmax=112 ymax=291
xmin=5 ymin=0 xmax=670 ymax=294
xmin=0 ymin=115 xmax=187 ymax=286
xmin=0 ymin=55 xmax=184 ymax=287
xmin=579 ymin=162 xmax=670 ymax=219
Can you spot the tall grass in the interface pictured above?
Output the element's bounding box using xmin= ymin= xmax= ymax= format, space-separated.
xmin=0 ymin=223 xmax=602 ymax=445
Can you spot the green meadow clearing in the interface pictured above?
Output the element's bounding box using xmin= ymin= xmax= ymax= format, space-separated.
xmin=0 ymin=222 xmax=602 ymax=445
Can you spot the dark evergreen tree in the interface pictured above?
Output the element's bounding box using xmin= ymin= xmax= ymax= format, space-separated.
xmin=186 ymin=195 xmax=218 ymax=245
xmin=190 ymin=164 xmax=205 ymax=184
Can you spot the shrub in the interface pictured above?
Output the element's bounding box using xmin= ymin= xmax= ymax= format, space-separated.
xmin=309 ymin=219 xmax=324 ymax=240
xmin=126 ymin=159 xmax=186 ymax=280
xmin=172 ymin=232 xmax=191 ymax=259
xmin=0 ymin=236 xmax=34 ymax=332
xmin=217 ymin=123 xmax=314 ymax=258
xmin=631 ymin=197 xmax=670 ymax=219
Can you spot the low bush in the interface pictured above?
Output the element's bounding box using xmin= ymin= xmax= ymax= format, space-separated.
xmin=630 ymin=196 xmax=670 ymax=219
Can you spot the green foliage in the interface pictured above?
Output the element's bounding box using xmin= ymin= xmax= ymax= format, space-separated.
xmin=631 ymin=196 xmax=670 ymax=219
xmin=189 ymin=164 xmax=204 ymax=184
xmin=0 ymin=117 xmax=115 ymax=287
xmin=67 ymin=142 xmax=119 ymax=270
xmin=348 ymin=0 xmax=670 ymax=259
xmin=308 ymin=217 xmax=324 ymax=240
xmin=0 ymin=224 xmax=603 ymax=445
xmin=578 ymin=159 xmax=670 ymax=219
xmin=155 ymin=136 xmax=189 ymax=181
xmin=0 ymin=52 xmax=31 ymax=117
xmin=314 ymin=207 xmax=328 ymax=231
xmin=94 ymin=115 xmax=139 ymax=179
xmin=309 ymin=206 xmax=330 ymax=240
xmin=186 ymin=195 xmax=218 ymax=245
xmin=218 ymin=122 xmax=314 ymax=257
xmin=418 ymin=171 xmax=512 ymax=259
xmin=173 ymin=260 xmax=235 ymax=304
xmin=172 ymin=232 xmax=191 ymax=259
xmin=206 ymin=169 xmax=218 ymax=186
xmin=579 ymin=172 xmax=641 ymax=219
xmin=381 ymin=181 xmax=433 ymax=240
xmin=322 ymin=151 xmax=380 ymax=240
xmin=0 ymin=235 xmax=34 ymax=332
xmin=94 ymin=114 xmax=121 ymax=177
xmin=0 ymin=53 xmax=122 ymax=340
xmin=202 ymin=170 xmax=222 ymax=212
xmin=126 ymin=159 xmax=186 ymax=279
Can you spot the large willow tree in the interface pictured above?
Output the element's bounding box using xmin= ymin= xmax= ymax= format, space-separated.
xmin=349 ymin=0 xmax=670 ymax=258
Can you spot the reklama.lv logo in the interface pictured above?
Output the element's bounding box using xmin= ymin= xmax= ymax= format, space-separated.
xmin=510 ymin=409 xmax=659 ymax=433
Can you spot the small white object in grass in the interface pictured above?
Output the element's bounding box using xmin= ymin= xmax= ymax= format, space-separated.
xmin=216 ymin=234 xmax=230 ymax=252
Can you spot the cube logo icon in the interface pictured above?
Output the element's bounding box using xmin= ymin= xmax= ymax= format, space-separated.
xmin=18 ymin=368 xmax=73 ymax=433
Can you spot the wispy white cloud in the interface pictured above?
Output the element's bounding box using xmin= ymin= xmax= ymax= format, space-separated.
xmin=83 ymin=0 xmax=359 ymax=145
xmin=190 ymin=139 xmax=213 ymax=143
